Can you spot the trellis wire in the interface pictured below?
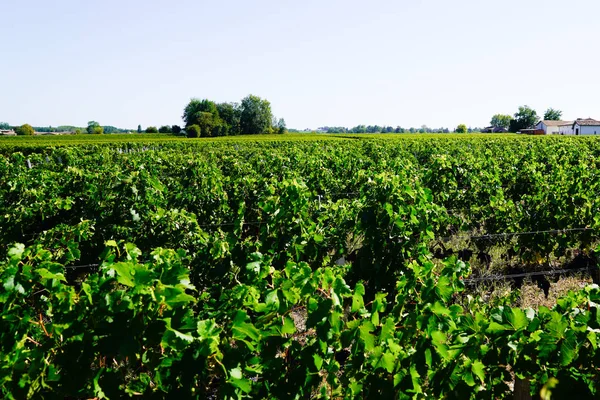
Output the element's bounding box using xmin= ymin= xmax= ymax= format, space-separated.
xmin=463 ymin=266 xmax=594 ymax=284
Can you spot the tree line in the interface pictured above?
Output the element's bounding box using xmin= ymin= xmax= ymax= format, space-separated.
xmin=317 ymin=125 xmax=480 ymax=134
xmin=2 ymin=103 xmax=563 ymax=137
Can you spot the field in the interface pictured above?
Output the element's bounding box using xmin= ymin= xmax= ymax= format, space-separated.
xmin=1 ymin=134 xmax=600 ymax=398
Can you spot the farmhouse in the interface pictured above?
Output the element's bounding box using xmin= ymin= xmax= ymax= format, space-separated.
xmin=571 ymin=118 xmax=600 ymax=135
xmin=0 ymin=129 xmax=16 ymax=136
xmin=535 ymin=120 xmax=573 ymax=135
xmin=481 ymin=126 xmax=508 ymax=133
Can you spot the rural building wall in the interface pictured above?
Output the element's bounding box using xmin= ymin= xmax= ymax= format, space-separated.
xmin=535 ymin=122 xmax=545 ymax=132
xmin=577 ymin=125 xmax=600 ymax=135
xmin=535 ymin=122 xmax=560 ymax=135
xmin=559 ymin=125 xmax=573 ymax=135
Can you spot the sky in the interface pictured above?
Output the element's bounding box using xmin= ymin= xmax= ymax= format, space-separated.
xmin=2 ymin=0 xmax=600 ymax=130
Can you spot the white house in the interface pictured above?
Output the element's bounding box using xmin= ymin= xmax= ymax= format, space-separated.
xmin=559 ymin=122 xmax=574 ymax=135
xmin=572 ymin=118 xmax=600 ymax=135
xmin=535 ymin=120 xmax=573 ymax=134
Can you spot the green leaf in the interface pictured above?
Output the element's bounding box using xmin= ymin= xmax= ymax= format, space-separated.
xmin=232 ymin=311 xmax=261 ymax=342
xmin=8 ymin=243 xmax=25 ymax=260
xmin=588 ymin=330 xmax=597 ymax=348
xmin=431 ymin=301 xmax=451 ymax=317
xmin=472 ymin=360 xmax=485 ymax=383
xmin=410 ymin=364 xmax=422 ymax=394
xmin=93 ymin=369 xmax=108 ymax=399
xmin=352 ymin=282 xmax=365 ymax=312
xmin=431 ymin=331 xmax=450 ymax=360
xmin=380 ymin=351 xmax=396 ymax=373
xmin=379 ymin=317 xmax=395 ymax=343
xmin=359 ymin=321 xmax=376 ymax=352
xmin=435 ymin=275 xmax=454 ymax=302
xmin=559 ymin=331 xmax=577 ymax=366
xmin=313 ymin=353 xmax=323 ymax=370
xmin=282 ymin=316 xmax=296 ymax=335
xmin=228 ymin=367 xmax=252 ymax=393
xmin=487 ymin=322 xmax=507 ymax=334
xmin=504 ymin=307 xmax=528 ymax=331
xmin=36 ymin=268 xmax=66 ymax=283
xmin=81 ymin=282 xmax=93 ymax=304
xmin=162 ymin=318 xmax=195 ymax=349
xmin=110 ymin=262 xmax=135 ymax=287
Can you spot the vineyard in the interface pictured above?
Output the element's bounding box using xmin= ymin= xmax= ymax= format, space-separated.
xmin=2 ymin=135 xmax=600 ymax=399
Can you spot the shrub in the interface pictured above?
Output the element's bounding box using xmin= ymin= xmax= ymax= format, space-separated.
xmin=456 ymin=124 xmax=467 ymax=133
xmin=15 ymin=124 xmax=34 ymax=136
xmin=187 ymin=124 xmax=200 ymax=138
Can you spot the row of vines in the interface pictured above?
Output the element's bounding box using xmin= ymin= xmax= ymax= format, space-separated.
xmin=2 ymin=136 xmax=600 ymax=398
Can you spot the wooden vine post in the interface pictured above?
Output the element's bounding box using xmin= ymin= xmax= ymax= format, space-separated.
xmin=513 ymin=377 xmax=532 ymax=400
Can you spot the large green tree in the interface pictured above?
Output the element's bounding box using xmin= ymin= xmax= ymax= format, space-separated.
xmin=239 ymin=95 xmax=273 ymax=135
xmin=182 ymin=99 xmax=219 ymax=127
xmin=490 ymin=114 xmax=512 ymax=129
xmin=456 ymin=124 xmax=467 ymax=133
xmin=216 ymin=102 xmax=241 ymax=135
xmin=87 ymin=121 xmax=103 ymax=134
xmin=0 ymin=122 xmax=9 ymax=130
xmin=509 ymin=106 xmax=538 ymax=132
xmin=544 ymin=108 xmax=562 ymax=121
xmin=87 ymin=121 xmax=98 ymax=134
xmin=15 ymin=124 xmax=34 ymax=136
xmin=182 ymin=99 xmax=225 ymax=136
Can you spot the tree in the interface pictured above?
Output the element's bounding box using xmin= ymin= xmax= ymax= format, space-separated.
xmin=87 ymin=121 xmax=101 ymax=134
xmin=145 ymin=126 xmax=158 ymax=133
xmin=239 ymin=95 xmax=273 ymax=135
xmin=544 ymin=108 xmax=562 ymax=121
xmin=216 ymin=102 xmax=241 ymax=135
xmin=276 ymin=118 xmax=287 ymax=134
xmin=352 ymin=125 xmax=367 ymax=133
xmin=0 ymin=122 xmax=9 ymax=130
xmin=456 ymin=124 xmax=467 ymax=133
xmin=171 ymin=125 xmax=182 ymax=135
xmin=490 ymin=114 xmax=512 ymax=129
xmin=137 ymin=125 xmax=142 ymax=133
xmin=158 ymin=125 xmax=172 ymax=134
xmin=196 ymin=112 xmax=219 ymax=137
xmin=187 ymin=124 xmax=200 ymax=138
xmin=182 ymin=99 xmax=219 ymax=127
xmin=15 ymin=124 xmax=34 ymax=136
xmin=182 ymin=98 xmax=226 ymax=136
xmin=74 ymin=129 xmax=82 ymax=135
xmin=510 ymin=105 xmax=538 ymax=132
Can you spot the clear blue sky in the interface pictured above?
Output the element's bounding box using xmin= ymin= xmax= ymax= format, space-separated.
xmin=2 ymin=0 xmax=599 ymax=130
